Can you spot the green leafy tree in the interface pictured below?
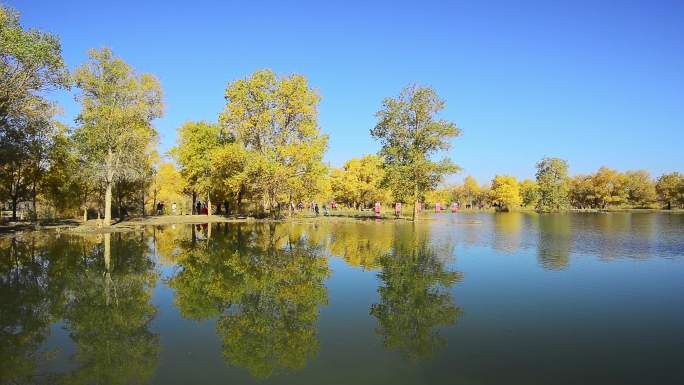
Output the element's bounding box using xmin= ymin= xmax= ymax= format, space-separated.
xmin=0 ymin=5 xmax=69 ymax=220
xmin=371 ymin=85 xmax=461 ymax=219
xmin=170 ymin=121 xmax=223 ymax=214
xmin=41 ymin=123 xmax=91 ymax=219
xmin=535 ymin=157 xmax=570 ymax=212
xmin=72 ymin=48 xmax=163 ymax=225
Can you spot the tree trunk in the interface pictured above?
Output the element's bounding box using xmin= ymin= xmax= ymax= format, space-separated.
xmin=207 ymin=192 xmax=212 ymax=217
xmin=104 ymin=149 xmax=114 ymax=226
xmin=11 ymin=195 xmax=18 ymax=221
xmin=141 ymin=181 xmax=146 ymax=217
xmin=104 ymin=181 xmax=112 ymax=226
xmin=83 ymin=206 xmax=88 ymax=223
xmin=413 ymin=186 xmax=419 ymax=221
xmin=31 ymin=183 xmax=37 ymax=221
xmin=192 ymin=191 xmax=196 ymax=214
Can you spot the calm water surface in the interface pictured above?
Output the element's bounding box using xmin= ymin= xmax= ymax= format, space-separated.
xmin=1 ymin=213 xmax=683 ymax=385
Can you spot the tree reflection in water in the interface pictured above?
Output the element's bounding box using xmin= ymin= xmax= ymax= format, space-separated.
xmin=0 ymin=231 xmax=160 ymax=385
xmin=169 ymin=223 xmax=329 ymax=379
xmin=370 ymin=226 xmax=463 ymax=361
xmin=58 ymin=232 xmax=160 ymax=385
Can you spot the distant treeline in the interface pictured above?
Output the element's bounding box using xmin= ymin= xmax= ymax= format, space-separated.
xmin=422 ymin=166 xmax=684 ymax=212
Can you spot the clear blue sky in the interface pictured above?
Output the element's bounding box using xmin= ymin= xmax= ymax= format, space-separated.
xmin=8 ymin=0 xmax=684 ymax=183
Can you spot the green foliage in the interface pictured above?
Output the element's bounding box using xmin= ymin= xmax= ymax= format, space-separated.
xmin=170 ymin=121 xmax=223 ymax=197
xmin=73 ymin=48 xmax=163 ymax=223
xmin=535 ymin=157 xmax=570 ymax=212
xmin=0 ymin=4 xmax=69 ymax=219
xmin=371 ymin=85 xmax=461 ymax=217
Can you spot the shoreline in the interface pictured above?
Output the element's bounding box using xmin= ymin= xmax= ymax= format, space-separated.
xmin=1 ymin=208 xmax=682 ymax=235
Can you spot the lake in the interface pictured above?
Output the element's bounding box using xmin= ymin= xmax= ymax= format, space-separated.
xmin=1 ymin=212 xmax=683 ymax=385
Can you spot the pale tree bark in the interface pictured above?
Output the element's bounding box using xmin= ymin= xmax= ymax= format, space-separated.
xmin=104 ymin=149 xmax=114 ymax=226
xmin=207 ymin=192 xmax=212 ymax=217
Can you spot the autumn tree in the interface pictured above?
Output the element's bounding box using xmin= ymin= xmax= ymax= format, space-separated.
xmin=371 ymin=85 xmax=461 ymax=220
xmin=219 ymin=70 xmax=328 ymax=216
xmin=72 ymin=48 xmax=162 ymax=225
xmin=623 ymin=170 xmax=656 ymax=208
xmin=519 ymin=179 xmax=539 ymax=208
xmin=170 ymin=121 xmax=223 ymax=214
xmin=330 ymin=155 xmax=388 ymax=208
xmin=0 ymin=5 xmax=69 ymax=220
xmin=490 ymin=175 xmax=521 ymax=211
xmin=147 ymin=162 xmax=184 ymax=214
xmin=535 ymin=157 xmax=570 ymax=212
xmin=655 ymin=172 xmax=684 ymax=210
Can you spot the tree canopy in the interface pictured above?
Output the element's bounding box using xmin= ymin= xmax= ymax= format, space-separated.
xmin=371 ymin=85 xmax=461 ymax=219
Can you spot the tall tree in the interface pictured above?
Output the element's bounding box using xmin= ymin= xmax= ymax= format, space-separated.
xmin=72 ymin=48 xmax=163 ymax=225
xmin=535 ymin=157 xmax=570 ymax=212
xmin=0 ymin=5 xmax=69 ymax=220
xmin=219 ymin=70 xmax=328 ymax=216
xmin=371 ymin=85 xmax=461 ymax=220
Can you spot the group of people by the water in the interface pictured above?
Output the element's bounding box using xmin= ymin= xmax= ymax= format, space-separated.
xmin=155 ymin=201 xmax=178 ymax=215
xmin=151 ymin=199 xmax=463 ymax=217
